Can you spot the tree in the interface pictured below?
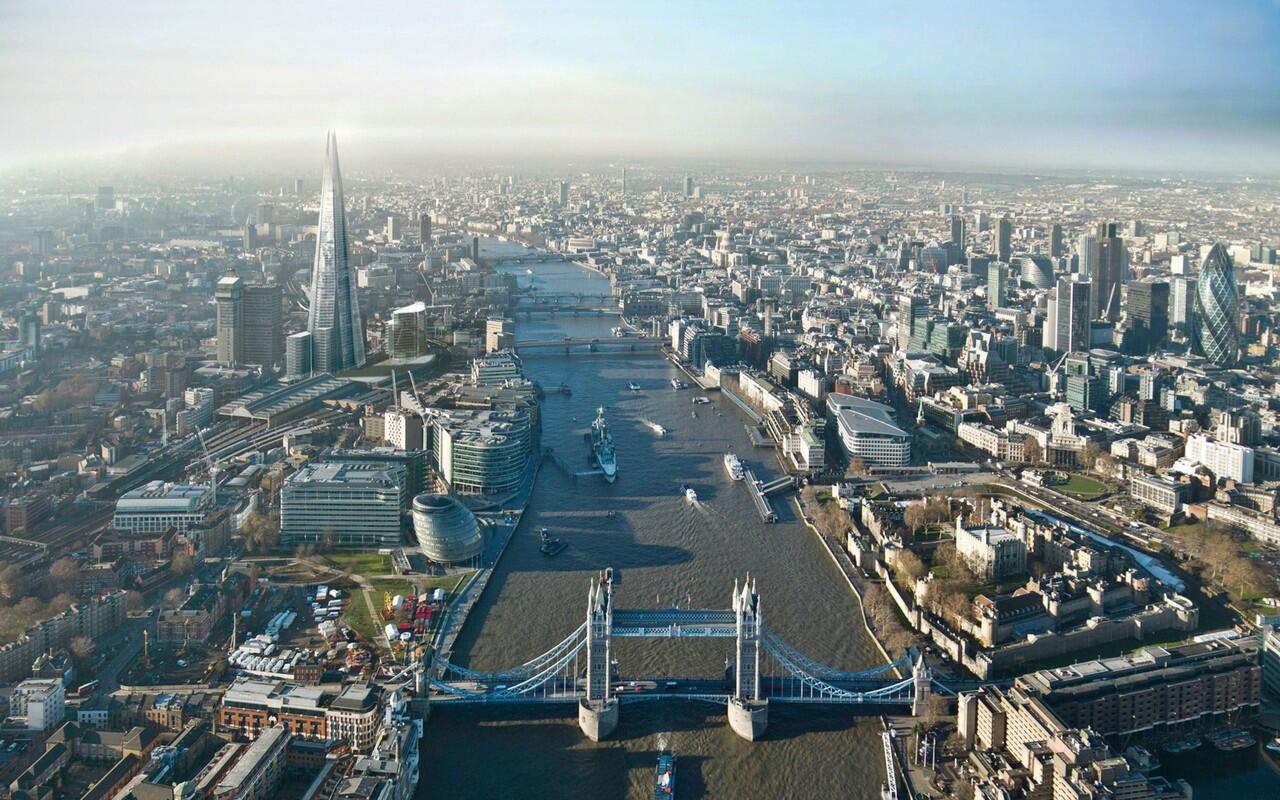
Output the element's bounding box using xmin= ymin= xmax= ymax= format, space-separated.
xmin=321 ymin=526 xmax=338 ymax=552
xmin=68 ymin=634 xmax=95 ymax=664
xmin=1022 ymin=438 xmax=1042 ymax=466
xmin=903 ymin=504 xmax=928 ymax=539
xmin=1080 ymin=441 xmax=1104 ymax=472
xmin=892 ymin=550 xmax=928 ymax=585
xmin=171 ymin=550 xmax=194 ymax=577
xmin=0 ymin=561 xmax=25 ymax=600
xmin=846 ymin=457 xmax=869 ymax=477
xmin=164 ymin=587 xmax=187 ymax=609
xmin=48 ymin=558 xmax=81 ymax=594
xmin=123 ymin=590 xmax=146 ymax=614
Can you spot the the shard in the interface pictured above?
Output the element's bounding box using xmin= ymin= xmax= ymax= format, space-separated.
xmin=1192 ymin=243 xmax=1239 ymax=367
xmin=307 ymin=131 xmax=365 ymax=373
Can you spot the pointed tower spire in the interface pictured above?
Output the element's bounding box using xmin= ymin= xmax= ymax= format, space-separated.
xmin=307 ymin=131 xmax=365 ymax=374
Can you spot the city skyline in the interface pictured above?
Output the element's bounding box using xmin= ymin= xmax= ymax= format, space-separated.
xmin=2 ymin=1 xmax=1279 ymax=175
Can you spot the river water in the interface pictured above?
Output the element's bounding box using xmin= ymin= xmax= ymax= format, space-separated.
xmin=417 ymin=240 xmax=888 ymax=799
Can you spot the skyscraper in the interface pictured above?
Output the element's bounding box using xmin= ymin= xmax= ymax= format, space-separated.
xmin=558 ymin=181 xmax=569 ymax=206
xmin=1121 ymin=280 xmax=1169 ymax=355
xmin=995 ymin=216 xmax=1012 ymax=262
xmin=215 ymin=275 xmax=244 ymax=367
xmin=898 ymin=295 xmax=929 ymax=351
xmin=418 ymin=212 xmax=431 ymax=244
xmin=242 ymin=285 xmax=283 ymax=370
xmin=1192 ymin=243 xmax=1240 ymax=367
xmin=18 ymin=306 xmax=40 ymax=361
xmin=1089 ymin=223 xmax=1127 ymax=322
xmin=1049 ymin=223 xmax=1064 ymax=258
xmin=286 ymin=331 xmax=313 ymax=380
xmin=1171 ymin=276 xmax=1197 ymax=331
xmin=307 ymin=132 xmax=365 ymax=374
xmin=949 ymin=214 xmax=965 ymax=250
xmin=683 ymin=175 xmax=694 ymax=197
xmin=987 ymin=262 xmax=1008 ymax=310
xmin=1049 ymin=275 xmax=1091 ymax=355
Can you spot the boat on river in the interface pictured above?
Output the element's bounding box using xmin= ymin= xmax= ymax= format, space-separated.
xmin=681 ymin=485 xmax=698 ymax=504
xmin=724 ymin=453 xmax=744 ymax=481
xmin=653 ymin=750 xmax=675 ymax=798
xmin=592 ymin=407 xmax=618 ymax=483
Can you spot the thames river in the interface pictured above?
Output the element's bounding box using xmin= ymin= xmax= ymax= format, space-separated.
xmin=417 ymin=240 xmax=888 ymax=798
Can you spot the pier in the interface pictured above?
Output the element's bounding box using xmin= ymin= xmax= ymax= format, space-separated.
xmin=742 ymin=468 xmax=779 ymax=523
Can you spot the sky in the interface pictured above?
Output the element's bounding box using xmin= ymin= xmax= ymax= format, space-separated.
xmin=2 ymin=0 xmax=1279 ymax=175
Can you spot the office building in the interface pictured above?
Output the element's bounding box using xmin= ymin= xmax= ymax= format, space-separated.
xmin=113 ymin=482 xmax=215 ymax=535
xmin=1185 ymin=433 xmax=1254 ymax=484
xmin=431 ymin=408 xmax=534 ymax=496
xmin=383 ymin=408 xmax=423 ymax=451
xmin=307 ymin=132 xmax=366 ymax=374
xmin=558 ymin=181 xmax=569 ymax=206
xmin=826 ymin=394 xmax=911 ymax=467
xmin=949 ymin=214 xmax=965 ymax=249
xmin=214 ymin=724 xmax=289 ymax=800
xmin=1192 ymin=243 xmax=1240 ymax=367
xmin=177 ymin=387 xmax=215 ymax=436
xmin=216 ymin=275 xmax=244 ymax=367
xmin=995 ymin=216 xmax=1012 ymax=262
xmin=987 ymin=262 xmax=1008 ymax=309
xmin=18 ymin=306 xmax=41 ymax=360
xmin=11 ymin=678 xmax=65 ymax=732
xmin=95 ymin=186 xmax=115 ymax=212
xmin=412 ymin=494 xmax=484 ymax=564
xmin=286 ymin=331 xmax=313 ymax=379
xmin=1084 ymin=223 xmax=1127 ymax=321
xmin=897 ymin=295 xmax=929 ymax=351
xmin=418 ymin=212 xmax=431 ymax=244
xmin=1122 ymin=280 xmax=1169 ymax=355
xmin=683 ymin=175 xmax=694 ymax=197
xmin=242 ymin=285 xmax=283 ymax=369
xmin=1171 ymin=276 xmax=1196 ymax=331
xmin=485 ymin=317 xmax=515 ymax=353
xmin=326 ymin=684 xmax=385 ymax=751
xmin=1016 ymin=254 xmax=1054 ymax=289
xmin=280 ymin=461 xmax=405 ymax=548
xmin=385 ymin=216 xmax=401 ymax=241
xmin=470 ymin=351 xmax=523 ymax=385
xmin=1046 ymin=275 xmax=1091 ymax=355
xmin=1049 ymin=223 xmax=1064 ymax=258
xmin=385 ymin=302 xmax=427 ymax=360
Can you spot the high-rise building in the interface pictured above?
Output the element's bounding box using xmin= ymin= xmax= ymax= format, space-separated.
xmin=385 ymin=215 xmax=401 ymax=241
xmin=485 ymin=317 xmax=514 ymax=353
xmin=995 ymin=216 xmax=1012 ymax=262
xmin=18 ymin=306 xmax=40 ymax=360
xmin=1171 ymin=276 xmax=1197 ymax=330
xmin=558 ymin=181 xmax=569 ymax=206
xmin=385 ymin=302 xmax=428 ymax=360
xmin=307 ymin=132 xmax=365 ymax=374
xmin=1087 ymin=223 xmax=1127 ymax=321
xmin=898 ymin=295 xmax=929 ymax=351
xmin=1017 ymin=255 xmax=1054 ymax=289
xmin=1048 ymin=275 xmax=1091 ymax=355
xmin=987 ymin=262 xmax=1008 ymax=310
xmin=683 ymin=175 xmax=694 ymax=197
xmin=215 ymin=275 xmax=244 ymax=367
xmin=280 ymin=461 xmax=406 ymax=548
xmin=620 ymin=167 xmax=628 ymax=196
xmin=1121 ymin=281 xmax=1169 ymax=355
xmin=1193 ymin=243 xmax=1240 ymax=367
xmin=949 ymin=214 xmax=965 ymax=250
xmin=242 ymin=285 xmax=283 ymax=370
xmin=418 ymin=212 xmax=431 ymax=244
xmin=1049 ymin=223 xmax=1064 ymax=258
xmin=286 ymin=331 xmax=313 ymax=380
xmin=95 ymin=186 xmax=115 ymax=212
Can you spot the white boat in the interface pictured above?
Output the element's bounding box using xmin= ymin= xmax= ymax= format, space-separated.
xmin=670 ymin=378 xmax=687 ymax=390
xmin=692 ymin=396 xmax=711 ymax=405
xmin=592 ymin=407 xmax=618 ymax=483
xmin=642 ymin=419 xmax=667 ymax=436
xmin=723 ymin=453 xmax=744 ymax=481
xmin=1266 ymin=737 xmax=1280 ymax=755
xmin=628 ymin=381 xmax=641 ymax=392
xmin=684 ymin=487 xmax=698 ymax=503
xmin=525 ymin=268 xmax=533 ymax=275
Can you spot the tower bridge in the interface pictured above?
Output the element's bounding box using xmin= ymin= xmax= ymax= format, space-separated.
xmin=429 ymin=572 xmax=942 ymax=742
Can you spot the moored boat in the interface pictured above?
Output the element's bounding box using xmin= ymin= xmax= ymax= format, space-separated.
xmin=723 ymin=453 xmax=745 ymax=481
xmin=653 ymin=751 xmax=675 ymax=798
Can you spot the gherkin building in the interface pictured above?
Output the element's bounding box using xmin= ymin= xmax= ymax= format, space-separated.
xmin=1192 ymin=243 xmax=1239 ymax=367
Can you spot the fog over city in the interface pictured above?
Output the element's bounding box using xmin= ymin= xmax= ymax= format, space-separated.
xmin=3 ymin=0 xmax=1279 ymax=174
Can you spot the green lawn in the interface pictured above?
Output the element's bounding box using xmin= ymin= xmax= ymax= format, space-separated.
xmin=325 ymin=552 xmax=392 ymax=576
xmin=1059 ymin=474 xmax=1108 ymax=500
xmin=341 ymin=595 xmax=381 ymax=644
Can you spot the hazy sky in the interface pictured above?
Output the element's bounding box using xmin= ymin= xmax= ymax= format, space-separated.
xmin=3 ymin=0 xmax=1279 ymax=174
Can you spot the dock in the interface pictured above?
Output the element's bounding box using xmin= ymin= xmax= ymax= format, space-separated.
xmin=759 ymin=474 xmax=798 ymax=497
xmin=745 ymin=425 xmax=776 ymax=448
xmin=742 ymin=469 xmax=778 ymax=523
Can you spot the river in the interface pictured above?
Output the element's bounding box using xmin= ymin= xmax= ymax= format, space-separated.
xmin=416 ymin=239 xmax=888 ymax=799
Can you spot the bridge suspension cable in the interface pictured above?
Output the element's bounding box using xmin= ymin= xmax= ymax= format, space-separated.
xmin=761 ymin=630 xmax=910 ymax=682
xmin=437 ymin=622 xmax=587 ymax=683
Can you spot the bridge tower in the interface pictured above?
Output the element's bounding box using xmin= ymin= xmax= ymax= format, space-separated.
xmin=911 ymin=653 xmax=932 ymax=716
xmin=728 ymin=576 xmax=769 ymax=741
xmin=578 ymin=572 xmax=618 ymax=741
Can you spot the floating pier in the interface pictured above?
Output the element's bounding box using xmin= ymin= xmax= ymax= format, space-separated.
xmin=742 ymin=469 xmax=778 ymax=523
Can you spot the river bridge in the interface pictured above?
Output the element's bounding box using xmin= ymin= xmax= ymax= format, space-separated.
xmin=430 ymin=573 xmax=944 ymax=741
xmin=516 ymin=337 xmax=662 ymax=353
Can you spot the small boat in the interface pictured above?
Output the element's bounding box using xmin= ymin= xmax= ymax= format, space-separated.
xmin=628 ymin=382 xmax=641 ymax=392
xmin=683 ymin=486 xmax=698 ymax=504
xmin=642 ymin=419 xmax=667 ymax=436
xmin=692 ymin=396 xmax=711 ymax=405
xmin=723 ymin=453 xmax=744 ymax=481
xmin=670 ymin=378 xmax=687 ymax=390
xmin=559 ymin=383 xmax=572 ymax=396
xmin=525 ymin=268 xmax=533 ymax=275
xmin=690 ymin=410 xmax=697 ymax=419
xmin=606 ymin=510 xmax=618 ymax=519
xmin=1209 ymin=728 xmax=1256 ymax=753
xmin=1266 ymin=737 xmax=1280 ymax=755
xmin=538 ymin=527 xmax=567 ymax=557
xmin=1161 ymin=735 xmax=1202 ymax=754
xmin=1122 ymin=745 xmax=1160 ymax=773
xmin=653 ymin=750 xmax=675 ymax=799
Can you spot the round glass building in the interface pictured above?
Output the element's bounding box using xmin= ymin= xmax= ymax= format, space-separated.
xmin=412 ymin=494 xmax=483 ymax=564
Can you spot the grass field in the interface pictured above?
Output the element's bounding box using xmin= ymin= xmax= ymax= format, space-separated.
xmin=341 ymin=595 xmax=381 ymax=643
xmin=346 ymin=571 xmax=476 ymax=647
xmin=1058 ymin=474 xmax=1108 ymax=500
xmin=325 ymin=552 xmax=392 ymax=576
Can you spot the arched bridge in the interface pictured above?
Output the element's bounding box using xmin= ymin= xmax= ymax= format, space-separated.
xmin=430 ymin=573 xmax=939 ymax=741
xmin=515 ymin=337 xmax=662 ymax=353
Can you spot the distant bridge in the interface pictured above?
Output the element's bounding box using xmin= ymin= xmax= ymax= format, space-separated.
xmin=430 ymin=573 xmax=939 ymax=741
xmin=515 ymin=337 xmax=662 ymax=353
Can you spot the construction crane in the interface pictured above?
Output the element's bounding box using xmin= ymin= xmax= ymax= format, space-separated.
xmin=196 ymin=428 xmax=220 ymax=504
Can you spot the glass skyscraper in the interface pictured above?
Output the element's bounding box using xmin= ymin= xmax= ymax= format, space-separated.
xmin=1193 ymin=243 xmax=1239 ymax=367
xmin=307 ymin=131 xmax=365 ymax=374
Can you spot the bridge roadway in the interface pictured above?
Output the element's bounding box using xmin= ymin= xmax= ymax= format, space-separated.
xmin=432 ymin=675 xmax=914 ymax=708
xmin=516 ymin=336 xmax=662 ymax=350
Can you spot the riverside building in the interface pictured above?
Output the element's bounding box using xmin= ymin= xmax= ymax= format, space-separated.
xmin=280 ymin=461 xmax=406 ymax=548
